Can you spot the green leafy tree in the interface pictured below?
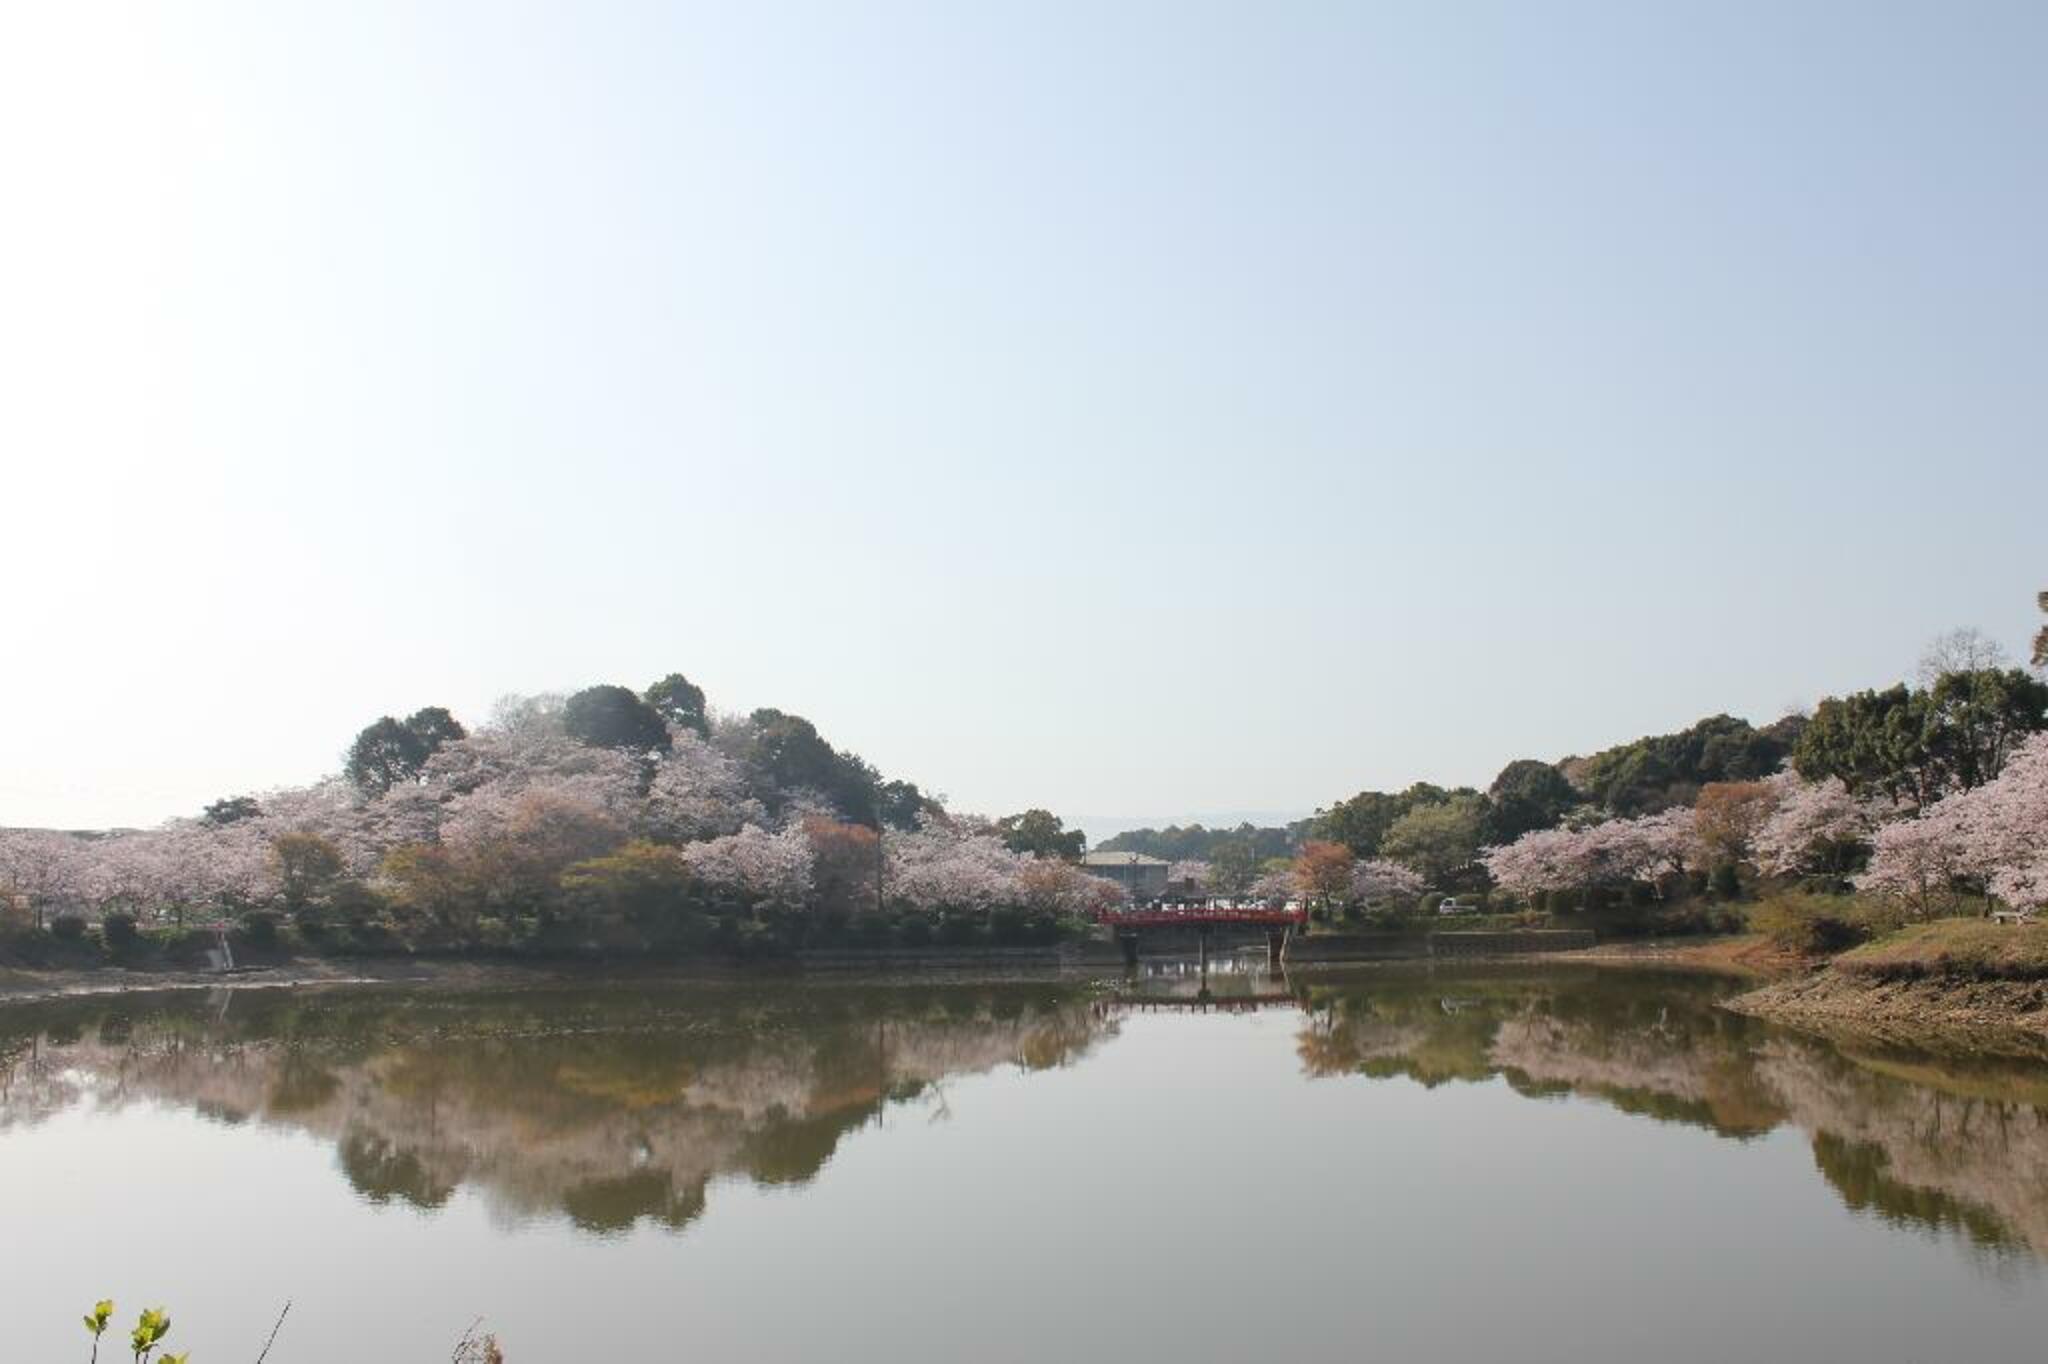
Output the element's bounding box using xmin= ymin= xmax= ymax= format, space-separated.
xmin=1792 ymin=684 xmax=1929 ymax=803
xmin=344 ymin=717 xmax=430 ymax=794
xmin=995 ymin=809 xmax=1085 ymax=860
xmin=643 ymin=672 xmax=710 ymax=737
xmin=1795 ymin=669 xmax=2047 ymax=804
xmin=1381 ymin=796 xmax=1489 ymax=888
xmin=1921 ymin=667 xmax=2048 ymax=792
xmin=272 ymin=832 xmax=345 ymax=917
xmin=1207 ymin=838 xmax=1261 ymax=896
xmin=1314 ymin=783 xmax=1466 ymax=857
xmin=1485 ymin=759 xmax=1576 ymax=842
xmin=200 ymin=794 xmax=261 ymax=827
xmin=875 ymin=779 xmax=930 ymax=831
xmin=1572 ymin=714 xmax=1801 ymax=815
xmin=1096 ymin=821 xmax=1297 ymax=862
xmin=2034 ymin=589 xmax=2047 ymax=670
xmin=563 ymin=685 xmax=672 ymax=754
xmin=737 ymin=708 xmax=879 ymax=825
xmin=560 ymin=840 xmax=704 ymax=944
xmin=402 ymin=705 xmax=466 ymax=750
xmin=344 ymin=707 xmax=466 ymax=793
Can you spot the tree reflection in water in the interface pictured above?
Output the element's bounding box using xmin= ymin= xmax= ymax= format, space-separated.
xmin=7 ymin=969 xmax=2048 ymax=1267
xmin=1296 ymin=967 xmax=2048 ymax=1265
xmin=0 ymin=981 xmax=1111 ymax=1235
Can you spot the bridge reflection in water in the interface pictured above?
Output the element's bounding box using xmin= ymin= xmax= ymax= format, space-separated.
xmin=1100 ymin=942 xmax=1305 ymax=1015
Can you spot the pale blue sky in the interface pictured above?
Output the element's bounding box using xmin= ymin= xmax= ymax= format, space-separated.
xmin=3 ymin=2 xmax=2043 ymax=831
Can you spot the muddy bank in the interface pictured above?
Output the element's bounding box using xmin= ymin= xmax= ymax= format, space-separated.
xmin=1569 ymin=934 xmax=1807 ymax=977
xmin=0 ymin=945 xmax=1130 ymax=1008
xmin=1727 ymin=969 xmax=2048 ymax=1055
xmin=0 ymin=957 xmax=584 ymax=1006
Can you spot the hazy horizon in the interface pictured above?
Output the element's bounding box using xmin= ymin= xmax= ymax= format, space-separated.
xmin=5 ymin=3 xmax=2044 ymax=831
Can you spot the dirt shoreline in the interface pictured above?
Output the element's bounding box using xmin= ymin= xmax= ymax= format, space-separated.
xmin=1725 ymin=969 xmax=2048 ymax=1052
xmin=0 ymin=949 xmax=1117 ymax=1007
xmin=0 ymin=935 xmax=1806 ymax=1006
xmin=1564 ymin=934 xmax=1807 ymax=977
xmin=0 ymin=957 xmax=583 ymax=1006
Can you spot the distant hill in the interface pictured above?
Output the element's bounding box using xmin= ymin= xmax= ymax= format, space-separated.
xmin=1089 ymin=817 xmax=1310 ymax=863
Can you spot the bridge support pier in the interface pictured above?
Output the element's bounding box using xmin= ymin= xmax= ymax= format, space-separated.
xmin=1197 ymin=926 xmax=1212 ymax=974
xmin=1266 ymin=927 xmax=1287 ymax=971
xmin=1117 ymin=931 xmax=1140 ymax=970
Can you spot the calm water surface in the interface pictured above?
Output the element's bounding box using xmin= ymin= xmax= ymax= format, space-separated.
xmin=6 ymin=962 xmax=2048 ymax=1362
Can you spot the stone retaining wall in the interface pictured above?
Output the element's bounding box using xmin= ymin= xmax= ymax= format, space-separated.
xmin=1284 ymin=929 xmax=1594 ymax=964
xmin=1282 ymin=934 xmax=1431 ymax=964
xmin=795 ymin=943 xmax=1114 ymax=971
xmin=1426 ymin=929 xmax=1596 ymax=958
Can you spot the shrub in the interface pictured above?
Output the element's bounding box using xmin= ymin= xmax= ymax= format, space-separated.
xmin=935 ymin=910 xmax=984 ymax=946
xmin=1750 ymin=892 xmax=1889 ymax=955
xmin=101 ymin=912 xmax=140 ymax=951
xmin=157 ymin=927 xmax=212 ymax=966
xmin=236 ymin=911 xmax=280 ymax=949
xmin=352 ymin=919 xmax=401 ymax=954
xmin=51 ymin=914 xmax=88 ymax=942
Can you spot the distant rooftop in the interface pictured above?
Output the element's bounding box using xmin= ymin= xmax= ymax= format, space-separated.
xmin=1080 ymin=851 xmax=1170 ymax=867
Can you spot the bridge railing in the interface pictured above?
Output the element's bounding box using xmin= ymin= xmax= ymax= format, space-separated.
xmin=1095 ymin=906 xmax=1306 ymax=928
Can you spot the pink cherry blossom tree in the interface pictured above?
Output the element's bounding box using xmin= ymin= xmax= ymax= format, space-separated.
xmin=681 ymin=824 xmax=814 ymax=914
xmin=0 ymin=829 xmax=89 ymax=927
xmin=1247 ymin=869 xmax=1296 ymax=905
xmin=882 ymin=820 xmax=1032 ymax=918
xmin=1483 ymin=809 xmax=1696 ymax=900
xmin=1861 ymin=732 xmax=2048 ymax=912
xmin=1750 ymin=772 xmax=1888 ymax=879
xmin=1351 ymin=858 xmax=1425 ymax=904
xmin=640 ymin=730 xmax=764 ymax=843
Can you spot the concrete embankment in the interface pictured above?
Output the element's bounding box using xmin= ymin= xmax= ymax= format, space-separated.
xmin=794 ymin=942 xmax=1124 ymax=971
xmin=1285 ymin=929 xmax=1594 ymax=966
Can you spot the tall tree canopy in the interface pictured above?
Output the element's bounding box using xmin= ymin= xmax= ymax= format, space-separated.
xmin=1096 ymin=822 xmax=1299 ymax=863
xmin=201 ymin=795 xmax=261 ymax=827
xmin=1485 ymin=759 xmax=1578 ymax=842
xmin=562 ymin=685 xmax=672 ymax=755
xmin=403 ymin=706 xmax=466 ymax=751
xmin=1793 ymin=669 xmax=2048 ymax=806
xmin=344 ymin=707 xmax=469 ymax=794
xmin=643 ymin=673 xmax=709 ymax=738
xmin=875 ymin=779 xmax=930 ymax=832
xmin=1380 ymin=796 xmax=1489 ymax=887
xmin=2034 ymin=589 xmax=2047 ymax=671
xmin=1205 ymin=838 xmax=1264 ymax=896
xmin=1569 ymin=714 xmax=1802 ymax=815
xmin=1313 ymin=784 xmax=1469 ymax=858
xmin=736 ymin=708 xmax=880 ymax=826
xmin=995 ymin=809 xmax=1085 ymax=861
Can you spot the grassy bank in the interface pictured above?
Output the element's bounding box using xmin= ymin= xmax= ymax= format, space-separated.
xmin=1834 ymin=919 xmax=2048 ymax=981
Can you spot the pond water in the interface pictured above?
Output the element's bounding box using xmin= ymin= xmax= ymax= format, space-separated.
xmin=6 ymin=962 xmax=2048 ymax=1363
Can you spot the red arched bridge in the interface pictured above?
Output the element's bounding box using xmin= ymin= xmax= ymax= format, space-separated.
xmin=1095 ymin=905 xmax=1306 ymax=969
